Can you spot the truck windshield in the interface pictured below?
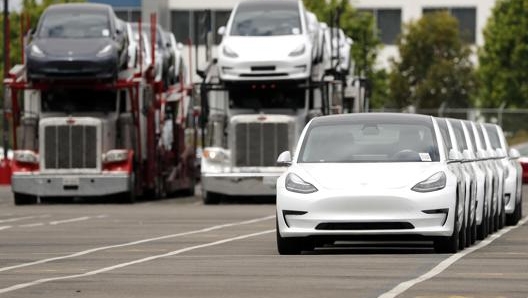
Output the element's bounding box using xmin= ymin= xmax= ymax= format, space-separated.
xmin=229 ymin=87 xmax=305 ymax=109
xmin=41 ymin=90 xmax=117 ymax=113
xmin=230 ymin=2 xmax=301 ymax=36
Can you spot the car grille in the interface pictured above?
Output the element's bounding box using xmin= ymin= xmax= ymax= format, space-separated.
xmin=234 ymin=121 xmax=291 ymax=167
xmin=44 ymin=125 xmax=97 ymax=169
xmin=315 ymin=222 xmax=415 ymax=230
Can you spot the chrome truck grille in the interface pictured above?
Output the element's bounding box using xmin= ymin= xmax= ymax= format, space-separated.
xmin=232 ymin=116 xmax=294 ymax=167
xmin=42 ymin=124 xmax=98 ymax=170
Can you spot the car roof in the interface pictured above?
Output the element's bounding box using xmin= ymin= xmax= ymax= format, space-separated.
xmin=237 ymin=0 xmax=299 ymax=11
xmin=45 ymin=3 xmax=112 ymax=13
xmin=309 ymin=113 xmax=434 ymax=126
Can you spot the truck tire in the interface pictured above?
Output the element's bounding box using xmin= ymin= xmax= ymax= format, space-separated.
xmin=14 ymin=193 xmax=38 ymax=205
xmin=202 ymin=190 xmax=220 ymax=205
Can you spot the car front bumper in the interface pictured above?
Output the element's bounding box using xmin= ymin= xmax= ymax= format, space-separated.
xmin=218 ymin=55 xmax=311 ymax=81
xmin=27 ymin=54 xmax=118 ymax=81
xmin=277 ymin=186 xmax=456 ymax=238
xmin=202 ymin=172 xmax=282 ymax=196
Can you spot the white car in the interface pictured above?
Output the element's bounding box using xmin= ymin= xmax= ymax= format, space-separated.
xmin=217 ymin=0 xmax=312 ymax=81
xmin=276 ymin=113 xmax=467 ymax=254
xmin=485 ymin=123 xmax=523 ymax=225
xmin=324 ymin=27 xmax=352 ymax=74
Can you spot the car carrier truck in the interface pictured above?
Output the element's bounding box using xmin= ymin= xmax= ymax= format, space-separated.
xmin=3 ymin=17 xmax=196 ymax=204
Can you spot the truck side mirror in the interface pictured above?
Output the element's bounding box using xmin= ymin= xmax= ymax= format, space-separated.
xmin=276 ymin=151 xmax=292 ymax=166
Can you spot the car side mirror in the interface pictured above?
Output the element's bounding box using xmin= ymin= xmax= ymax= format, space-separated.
xmin=448 ymin=149 xmax=461 ymax=162
xmin=346 ymin=37 xmax=353 ymax=45
xmin=462 ymin=149 xmax=473 ymax=160
xmin=217 ymin=26 xmax=226 ymax=36
xmin=277 ymin=151 xmax=292 ymax=166
xmin=177 ymin=42 xmax=184 ymax=50
xmin=509 ymin=148 xmax=521 ymax=159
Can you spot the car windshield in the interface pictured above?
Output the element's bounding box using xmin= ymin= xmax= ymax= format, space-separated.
xmin=299 ymin=121 xmax=439 ymax=163
xmin=131 ymin=23 xmax=164 ymax=48
xmin=230 ymin=2 xmax=301 ymax=36
xmin=38 ymin=10 xmax=110 ymax=38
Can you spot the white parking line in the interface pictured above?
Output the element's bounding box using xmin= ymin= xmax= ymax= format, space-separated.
xmin=0 ymin=228 xmax=275 ymax=294
xmin=0 ymin=226 xmax=12 ymax=231
xmin=19 ymin=223 xmax=45 ymax=228
xmin=0 ymin=215 xmax=49 ymax=224
xmin=49 ymin=216 xmax=91 ymax=225
xmin=0 ymin=215 xmax=275 ymax=273
xmin=378 ymin=216 xmax=528 ymax=298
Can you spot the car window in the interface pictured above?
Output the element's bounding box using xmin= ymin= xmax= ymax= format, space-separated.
xmin=485 ymin=125 xmax=501 ymax=149
xmin=463 ymin=122 xmax=477 ymax=151
xmin=39 ymin=10 xmax=110 ymax=38
xmin=436 ymin=118 xmax=452 ymax=151
xmin=450 ymin=120 xmax=468 ymax=151
xmin=299 ymin=122 xmax=439 ymax=163
xmin=476 ymin=125 xmax=487 ymax=149
xmin=230 ymin=3 xmax=301 ymax=36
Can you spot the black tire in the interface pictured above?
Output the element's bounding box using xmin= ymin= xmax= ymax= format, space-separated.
xmin=434 ymin=195 xmax=460 ymax=253
xmin=477 ymin=211 xmax=488 ymax=240
xmin=276 ymin=220 xmax=302 ymax=255
xmin=470 ymin=220 xmax=477 ymax=245
xmin=202 ymin=190 xmax=221 ymax=205
xmin=14 ymin=193 xmax=38 ymax=205
xmin=458 ymin=209 xmax=467 ymax=250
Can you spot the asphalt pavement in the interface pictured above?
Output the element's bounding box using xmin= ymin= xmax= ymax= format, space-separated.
xmin=1 ymin=185 xmax=527 ymax=298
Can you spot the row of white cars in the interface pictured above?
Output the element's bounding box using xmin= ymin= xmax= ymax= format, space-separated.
xmin=275 ymin=113 xmax=523 ymax=254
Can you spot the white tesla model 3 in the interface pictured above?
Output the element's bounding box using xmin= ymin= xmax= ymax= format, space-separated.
xmin=217 ymin=0 xmax=312 ymax=82
xmin=276 ymin=113 xmax=466 ymax=254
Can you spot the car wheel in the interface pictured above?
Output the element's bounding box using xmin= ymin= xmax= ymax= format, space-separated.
xmin=434 ymin=194 xmax=461 ymax=253
xmin=14 ymin=193 xmax=38 ymax=205
xmin=477 ymin=204 xmax=488 ymax=240
xmin=202 ymin=190 xmax=221 ymax=205
xmin=276 ymin=220 xmax=302 ymax=255
xmin=458 ymin=208 xmax=467 ymax=250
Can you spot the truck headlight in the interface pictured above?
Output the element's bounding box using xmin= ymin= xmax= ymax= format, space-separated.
xmin=103 ymin=149 xmax=129 ymax=163
xmin=14 ymin=150 xmax=39 ymax=164
xmin=412 ymin=172 xmax=446 ymax=193
xmin=203 ymin=148 xmax=227 ymax=163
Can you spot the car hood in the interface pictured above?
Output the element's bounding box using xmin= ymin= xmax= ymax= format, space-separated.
xmin=292 ymin=162 xmax=443 ymax=190
xmin=33 ymin=38 xmax=114 ymax=57
xmin=222 ymin=35 xmax=309 ymax=61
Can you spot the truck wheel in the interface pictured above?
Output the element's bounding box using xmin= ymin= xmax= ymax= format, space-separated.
xmin=202 ymin=190 xmax=220 ymax=205
xmin=14 ymin=193 xmax=38 ymax=205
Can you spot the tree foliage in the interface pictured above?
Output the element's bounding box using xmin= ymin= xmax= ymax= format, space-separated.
xmin=478 ymin=0 xmax=528 ymax=108
xmin=303 ymin=0 xmax=388 ymax=109
xmin=388 ymin=11 xmax=475 ymax=109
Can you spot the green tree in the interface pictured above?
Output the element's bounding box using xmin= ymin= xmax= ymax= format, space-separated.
xmin=388 ymin=11 xmax=474 ymax=109
xmin=478 ymin=0 xmax=528 ymax=108
xmin=303 ymin=0 xmax=387 ymax=109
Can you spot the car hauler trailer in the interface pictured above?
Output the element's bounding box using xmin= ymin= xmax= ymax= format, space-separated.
xmin=194 ymin=1 xmax=358 ymax=204
xmin=3 ymin=17 xmax=196 ymax=205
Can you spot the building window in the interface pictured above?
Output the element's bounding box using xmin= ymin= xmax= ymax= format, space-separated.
xmin=423 ymin=7 xmax=476 ymax=44
xmin=358 ymin=9 xmax=402 ymax=45
xmin=171 ymin=10 xmax=232 ymax=45
xmin=114 ymin=8 xmax=141 ymax=22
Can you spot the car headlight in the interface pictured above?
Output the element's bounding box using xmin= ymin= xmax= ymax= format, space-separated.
xmin=285 ymin=173 xmax=318 ymax=194
xmin=103 ymin=149 xmax=129 ymax=163
xmin=222 ymin=45 xmax=238 ymax=58
xmin=411 ymin=172 xmax=446 ymax=193
xmin=14 ymin=150 xmax=39 ymax=164
xmin=30 ymin=44 xmax=45 ymax=58
xmin=289 ymin=44 xmax=306 ymax=57
xmin=96 ymin=44 xmax=113 ymax=57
